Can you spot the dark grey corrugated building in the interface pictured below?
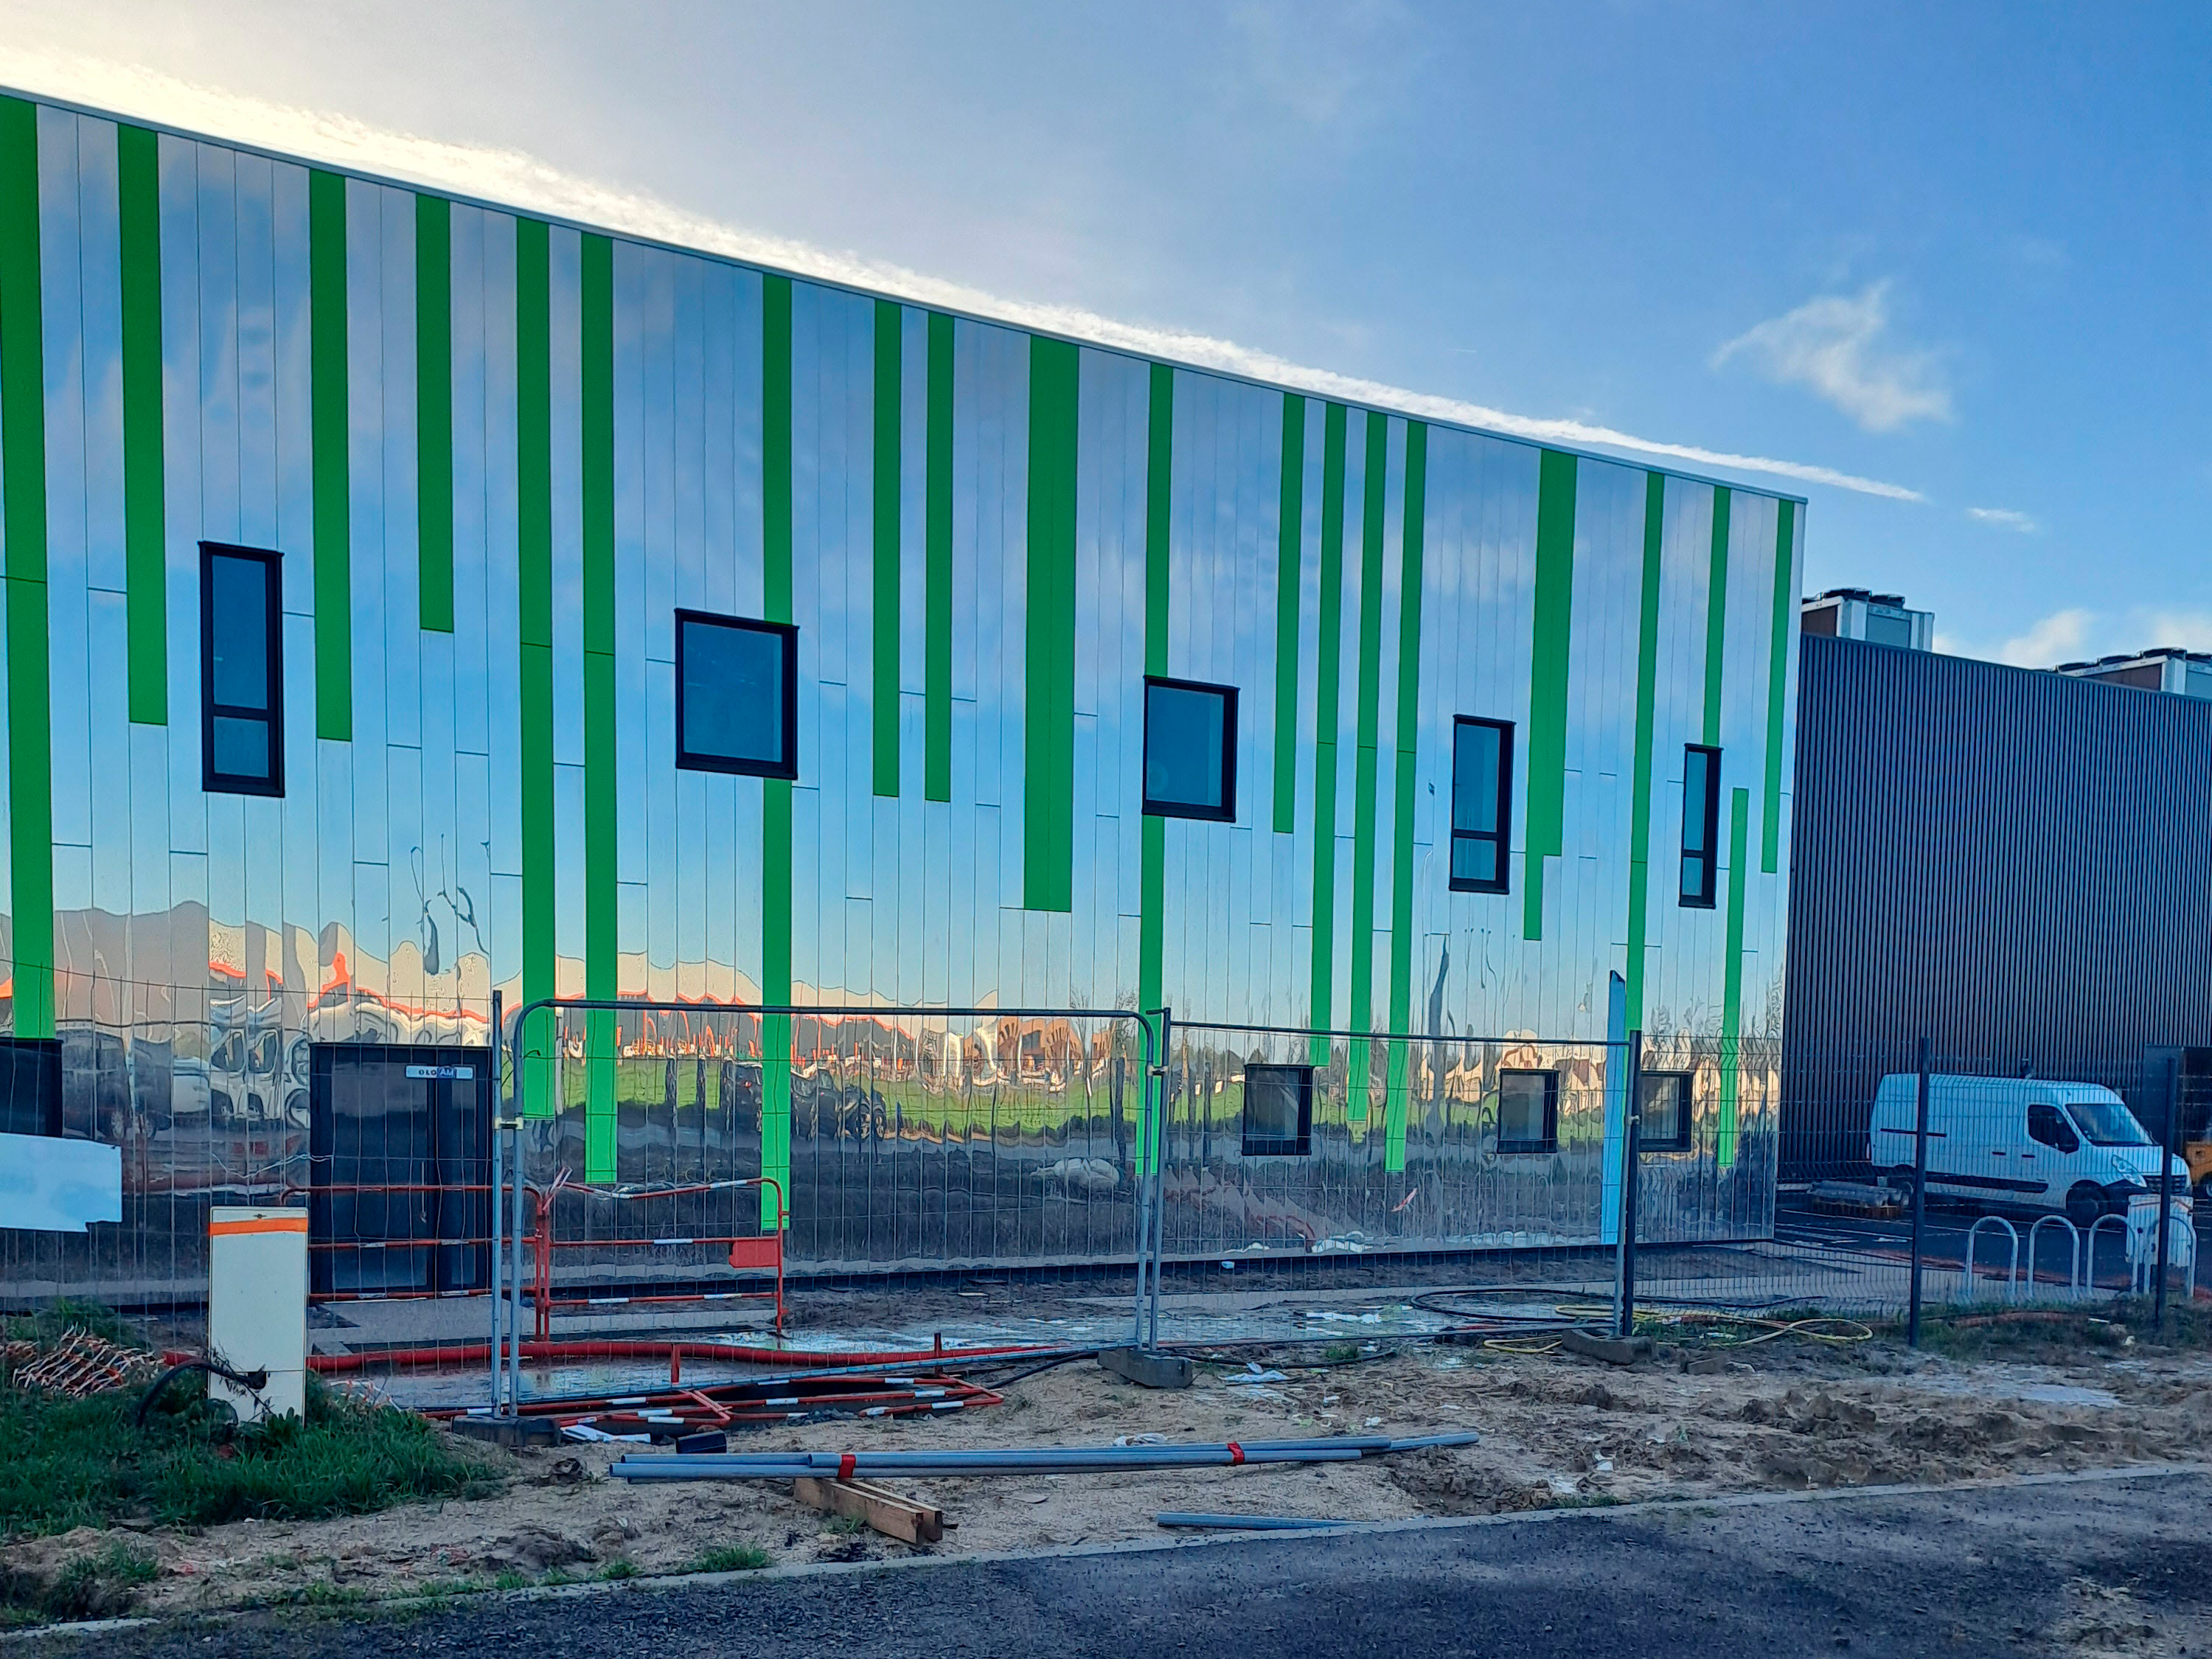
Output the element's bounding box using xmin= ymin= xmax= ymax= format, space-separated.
xmin=1780 ymin=630 xmax=2212 ymax=1179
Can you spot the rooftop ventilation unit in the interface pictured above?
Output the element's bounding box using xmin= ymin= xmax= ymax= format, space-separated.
xmin=2054 ymin=647 xmax=2212 ymax=700
xmin=1799 ymin=588 xmax=1933 ymax=651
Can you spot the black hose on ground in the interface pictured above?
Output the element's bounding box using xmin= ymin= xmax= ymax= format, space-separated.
xmin=134 ymin=1359 xmax=270 ymax=1430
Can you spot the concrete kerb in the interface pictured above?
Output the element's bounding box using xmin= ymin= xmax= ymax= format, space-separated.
xmin=10 ymin=1461 xmax=2212 ymax=1643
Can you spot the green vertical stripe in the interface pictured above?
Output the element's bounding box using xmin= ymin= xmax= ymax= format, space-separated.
xmin=1271 ymin=394 xmax=1304 ymax=835
xmin=0 ymin=97 xmax=53 ymax=1039
xmin=309 ymin=170 xmax=352 ymax=742
xmin=580 ymin=233 xmax=617 ymax=1180
xmin=762 ymin=276 xmax=793 ymax=622
xmin=872 ymin=299 xmax=902 ymax=798
xmin=515 ymin=218 xmax=554 ymax=1113
xmin=1716 ymin=786 xmax=1750 ymax=1169
xmin=1382 ymin=421 xmax=1427 ymax=1172
xmin=761 ymin=273 xmax=794 ymax=1228
xmin=1623 ymin=473 xmax=1666 ymax=1029
xmin=118 ymin=123 xmax=166 ymax=725
xmin=923 ymin=311 xmax=953 ymax=804
xmin=1138 ymin=363 xmax=1173 ymax=1014
xmin=1138 ymin=815 xmax=1165 ymax=1015
xmin=1702 ymin=485 xmax=1731 ymax=748
xmin=1522 ymin=449 xmax=1577 ymax=942
xmin=1307 ymin=402 xmax=1347 ymax=1060
xmin=415 ymin=194 xmax=453 ymax=633
xmin=1761 ymin=499 xmax=1796 ymax=874
xmin=1144 ymin=365 xmax=1172 ymax=679
xmin=1346 ymin=413 xmax=1388 ymax=1118
xmin=1022 ymin=335 xmax=1077 ymax=914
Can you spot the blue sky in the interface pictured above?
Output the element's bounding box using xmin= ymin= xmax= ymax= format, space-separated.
xmin=4 ymin=1 xmax=2205 ymax=664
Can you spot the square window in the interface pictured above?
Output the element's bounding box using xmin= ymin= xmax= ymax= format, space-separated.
xmin=1680 ymin=744 xmax=1720 ymax=908
xmin=1638 ymin=1071 xmax=1692 ymax=1152
xmin=201 ymin=543 xmax=284 ymax=796
xmin=1450 ymin=717 xmax=1513 ymax=894
xmin=1496 ymin=1068 xmax=1557 ymax=1154
xmin=1242 ymin=1063 xmax=1312 ymax=1157
xmin=1143 ymin=675 xmax=1237 ymax=821
xmin=676 ymin=611 xmax=799 ymax=779
xmin=0 ymin=1037 xmax=63 ymax=1138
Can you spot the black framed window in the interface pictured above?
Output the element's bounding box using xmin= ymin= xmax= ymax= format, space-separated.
xmin=1242 ymin=1063 xmax=1312 ymax=1157
xmin=1497 ymin=1068 xmax=1558 ymax=1155
xmin=1638 ymin=1071 xmax=1692 ymax=1152
xmin=201 ymin=542 xmax=283 ymax=796
xmin=1450 ymin=717 xmax=1513 ymax=893
xmin=1142 ymin=675 xmax=1237 ymax=822
xmin=0 ymin=1037 xmax=62 ymax=1138
xmin=1680 ymin=744 xmax=1721 ymax=908
xmin=675 ymin=610 xmax=799 ymax=779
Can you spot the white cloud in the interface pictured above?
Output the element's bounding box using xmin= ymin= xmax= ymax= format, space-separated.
xmin=1966 ymin=507 xmax=2038 ymax=533
xmin=2140 ymin=611 xmax=2212 ymax=653
xmin=1714 ymin=282 xmax=1952 ymax=433
xmin=0 ymin=44 xmax=1924 ymax=503
xmin=1992 ymin=610 xmax=2095 ymax=667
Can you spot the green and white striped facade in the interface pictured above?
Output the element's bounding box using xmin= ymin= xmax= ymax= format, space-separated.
xmin=0 ymin=91 xmax=1802 ymax=1281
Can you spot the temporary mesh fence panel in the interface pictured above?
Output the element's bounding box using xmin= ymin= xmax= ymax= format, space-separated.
xmin=4 ymin=998 xmax=2205 ymax=1402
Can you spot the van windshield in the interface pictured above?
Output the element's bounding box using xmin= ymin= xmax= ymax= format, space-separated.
xmin=2063 ymin=1097 xmax=2151 ymax=1148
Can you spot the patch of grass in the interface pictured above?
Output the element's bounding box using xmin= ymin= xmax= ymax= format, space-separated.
xmin=538 ymin=1567 xmax=577 ymax=1587
xmin=1320 ymin=1343 xmax=1363 ymax=1363
xmin=598 ymin=1560 xmax=637 ymax=1581
xmin=414 ymin=1577 xmax=484 ymax=1599
xmin=295 ymin=1582 xmax=372 ymax=1608
xmin=822 ymin=1514 xmax=867 ymax=1537
xmin=0 ymin=1540 xmax=159 ymax=1625
xmin=686 ymin=1545 xmax=770 ymax=1573
xmin=1891 ymin=1300 xmax=2212 ymax=1363
xmin=492 ymin=1570 xmax=530 ymax=1592
xmin=0 ymin=1371 xmax=503 ymax=1538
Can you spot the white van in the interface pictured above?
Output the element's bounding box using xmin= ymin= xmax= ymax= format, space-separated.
xmin=1868 ymin=1074 xmax=2191 ymax=1228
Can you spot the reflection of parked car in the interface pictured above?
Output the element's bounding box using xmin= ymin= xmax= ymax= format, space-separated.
xmin=58 ymin=1029 xmax=131 ymax=1141
xmin=209 ymin=998 xmax=290 ymax=1125
xmin=1871 ymin=1074 xmax=2193 ymax=1228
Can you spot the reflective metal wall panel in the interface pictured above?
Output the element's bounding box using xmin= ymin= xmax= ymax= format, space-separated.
xmin=0 ymin=95 xmax=1801 ymax=1295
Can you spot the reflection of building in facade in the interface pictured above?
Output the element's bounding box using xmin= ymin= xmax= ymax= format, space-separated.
xmin=0 ymin=91 xmax=1802 ymax=1298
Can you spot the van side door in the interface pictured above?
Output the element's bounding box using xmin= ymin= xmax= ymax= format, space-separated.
xmin=2024 ymin=1100 xmax=2079 ymax=1198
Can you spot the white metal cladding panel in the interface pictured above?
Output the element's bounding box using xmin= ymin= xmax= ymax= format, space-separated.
xmin=1 ymin=103 xmax=1806 ymax=1292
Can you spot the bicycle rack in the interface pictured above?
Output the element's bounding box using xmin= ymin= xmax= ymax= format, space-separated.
xmin=2128 ymin=1210 xmax=2198 ymax=1299
xmin=1964 ymin=1215 xmax=2022 ymax=1303
xmin=2025 ymin=1214 xmax=2083 ymax=1299
xmin=2086 ymin=1213 xmax=2132 ymax=1295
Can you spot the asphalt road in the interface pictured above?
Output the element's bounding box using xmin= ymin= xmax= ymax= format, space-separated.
xmin=102 ymin=1469 xmax=2211 ymax=1659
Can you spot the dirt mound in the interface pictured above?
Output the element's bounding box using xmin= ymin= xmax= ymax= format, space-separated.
xmin=1385 ymin=1449 xmax=1550 ymax=1515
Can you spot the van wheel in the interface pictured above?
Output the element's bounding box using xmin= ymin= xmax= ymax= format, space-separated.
xmin=2065 ymin=1184 xmax=2109 ymax=1230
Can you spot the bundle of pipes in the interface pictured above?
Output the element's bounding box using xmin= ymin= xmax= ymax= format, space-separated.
xmin=610 ymin=1430 xmax=1480 ymax=1481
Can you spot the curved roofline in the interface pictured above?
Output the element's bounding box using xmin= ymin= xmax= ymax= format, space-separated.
xmin=4 ymin=80 xmax=1809 ymax=507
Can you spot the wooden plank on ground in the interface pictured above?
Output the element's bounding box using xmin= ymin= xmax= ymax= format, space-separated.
xmin=792 ymin=1475 xmax=945 ymax=1545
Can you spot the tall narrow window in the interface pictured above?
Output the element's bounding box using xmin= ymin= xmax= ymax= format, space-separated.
xmin=1142 ymin=675 xmax=1237 ymax=822
xmin=1638 ymin=1071 xmax=1693 ymax=1152
xmin=675 ymin=610 xmax=799 ymax=779
xmin=1680 ymin=743 xmax=1721 ymax=908
xmin=1242 ymin=1063 xmax=1313 ymax=1157
xmin=201 ymin=543 xmax=284 ymax=796
xmin=1496 ymin=1068 xmax=1558 ymax=1155
xmin=1450 ymin=717 xmax=1513 ymax=893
